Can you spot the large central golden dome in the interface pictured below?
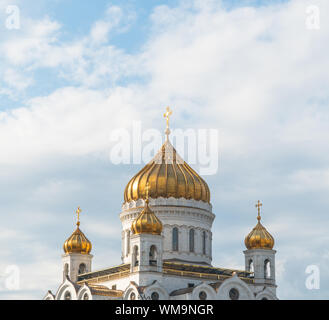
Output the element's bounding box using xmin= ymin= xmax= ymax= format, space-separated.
xmin=124 ymin=140 xmax=210 ymax=203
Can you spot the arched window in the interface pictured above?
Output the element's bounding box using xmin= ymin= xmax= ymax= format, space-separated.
xmin=83 ymin=293 xmax=89 ymax=300
xmin=133 ymin=246 xmax=139 ymax=266
xmin=172 ymin=227 xmax=179 ymax=251
xmin=248 ymin=259 xmax=254 ymax=273
xmin=202 ymin=231 xmax=206 ymax=255
xmin=199 ymin=291 xmax=207 ymax=300
xmin=151 ymin=292 xmax=159 ymax=300
xmin=126 ymin=230 xmax=130 ymax=255
xmin=264 ymin=259 xmax=271 ymax=279
xmin=78 ymin=263 xmax=86 ymax=274
xmin=64 ymin=263 xmax=69 ymax=277
xmin=149 ymin=245 xmax=157 ymax=266
xmin=229 ymin=288 xmax=239 ymax=300
xmin=189 ymin=229 xmax=195 ymax=252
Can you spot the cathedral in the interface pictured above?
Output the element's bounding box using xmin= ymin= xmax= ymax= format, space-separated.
xmin=44 ymin=108 xmax=278 ymax=300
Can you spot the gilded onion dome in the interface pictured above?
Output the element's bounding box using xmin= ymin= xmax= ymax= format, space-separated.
xmin=131 ymin=184 xmax=163 ymax=235
xmin=124 ymin=108 xmax=210 ymax=203
xmin=124 ymin=141 xmax=210 ymax=203
xmin=63 ymin=207 xmax=92 ymax=254
xmin=244 ymin=201 xmax=274 ymax=250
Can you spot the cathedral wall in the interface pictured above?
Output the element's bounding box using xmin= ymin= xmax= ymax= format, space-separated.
xmin=95 ymin=272 xmax=138 ymax=293
xmin=120 ymin=198 xmax=215 ymax=265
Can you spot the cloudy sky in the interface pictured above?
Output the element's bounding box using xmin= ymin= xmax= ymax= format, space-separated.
xmin=0 ymin=0 xmax=328 ymax=299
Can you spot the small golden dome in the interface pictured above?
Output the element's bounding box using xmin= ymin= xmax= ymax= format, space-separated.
xmin=131 ymin=184 xmax=163 ymax=235
xmin=63 ymin=207 xmax=92 ymax=254
xmin=244 ymin=201 xmax=274 ymax=250
xmin=63 ymin=226 xmax=92 ymax=254
xmin=124 ymin=140 xmax=210 ymax=203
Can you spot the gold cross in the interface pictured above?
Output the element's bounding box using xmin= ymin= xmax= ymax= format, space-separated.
xmin=76 ymin=206 xmax=82 ymax=226
xmin=164 ymin=106 xmax=172 ymax=129
xmin=163 ymin=107 xmax=173 ymax=142
xmin=255 ymin=200 xmax=262 ymax=221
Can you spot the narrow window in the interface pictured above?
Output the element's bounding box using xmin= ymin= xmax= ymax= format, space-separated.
xmin=249 ymin=259 xmax=254 ymax=273
xmin=149 ymin=245 xmax=157 ymax=266
xmin=202 ymin=231 xmax=206 ymax=254
xmin=133 ymin=246 xmax=139 ymax=266
xmin=264 ymin=259 xmax=271 ymax=279
xmin=189 ymin=229 xmax=195 ymax=252
xmin=78 ymin=263 xmax=86 ymax=274
xmin=172 ymin=227 xmax=179 ymax=251
xmin=64 ymin=263 xmax=69 ymax=277
xmin=126 ymin=230 xmax=130 ymax=255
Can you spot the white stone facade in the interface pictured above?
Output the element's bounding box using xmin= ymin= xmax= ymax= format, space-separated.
xmin=120 ymin=198 xmax=215 ymax=265
xmin=45 ymin=195 xmax=278 ymax=300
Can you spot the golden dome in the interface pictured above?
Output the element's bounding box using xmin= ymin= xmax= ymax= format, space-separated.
xmin=244 ymin=201 xmax=274 ymax=250
xmin=63 ymin=207 xmax=92 ymax=254
xmin=131 ymin=193 xmax=163 ymax=235
xmin=124 ymin=140 xmax=210 ymax=203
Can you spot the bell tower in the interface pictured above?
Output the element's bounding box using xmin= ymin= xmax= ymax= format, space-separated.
xmin=62 ymin=207 xmax=93 ymax=282
xmin=244 ymin=201 xmax=276 ymax=287
xmin=130 ymin=183 xmax=163 ymax=278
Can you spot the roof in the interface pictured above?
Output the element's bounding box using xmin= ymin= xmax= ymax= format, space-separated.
xmin=209 ymin=282 xmax=222 ymax=292
xmin=170 ymin=282 xmax=224 ymax=296
xmin=87 ymin=284 xmax=123 ymax=297
xmin=163 ymin=261 xmax=254 ymax=282
xmin=66 ymin=275 xmax=81 ymax=291
xmin=165 ymin=258 xmax=211 ymax=266
xmin=170 ymin=287 xmax=195 ymax=296
xmin=124 ymin=140 xmax=211 ymax=203
xmin=77 ymin=264 xmax=130 ymax=282
xmin=76 ymin=261 xmax=254 ymax=284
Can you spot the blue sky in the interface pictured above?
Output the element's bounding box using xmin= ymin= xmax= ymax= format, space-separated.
xmin=0 ymin=0 xmax=328 ymax=299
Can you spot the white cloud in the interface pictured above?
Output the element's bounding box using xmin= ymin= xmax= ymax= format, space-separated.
xmin=2 ymin=17 xmax=61 ymax=66
xmin=0 ymin=86 xmax=140 ymax=166
xmin=90 ymin=5 xmax=125 ymax=44
xmin=4 ymin=68 xmax=33 ymax=90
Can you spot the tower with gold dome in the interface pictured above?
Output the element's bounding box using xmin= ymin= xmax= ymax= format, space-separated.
xmin=44 ymin=108 xmax=278 ymax=301
xmin=121 ymin=107 xmax=214 ymax=267
xmin=244 ymin=201 xmax=277 ymax=289
xmin=61 ymin=207 xmax=93 ymax=284
xmin=129 ymin=182 xmax=164 ymax=277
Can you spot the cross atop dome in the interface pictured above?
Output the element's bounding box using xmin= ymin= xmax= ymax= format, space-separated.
xmin=244 ymin=201 xmax=274 ymax=250
xmin=164 ymin=106 xmax=173 ymax=141
xmin=124 ymin=107 xmax=210 ymax=204
xmin=255 ymin=200 xmax=262 ymax=221
xmin=76 ymin=206 xmax=82 ymax=226
xmin=63 ymin=207 xmax=92 ymax=254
